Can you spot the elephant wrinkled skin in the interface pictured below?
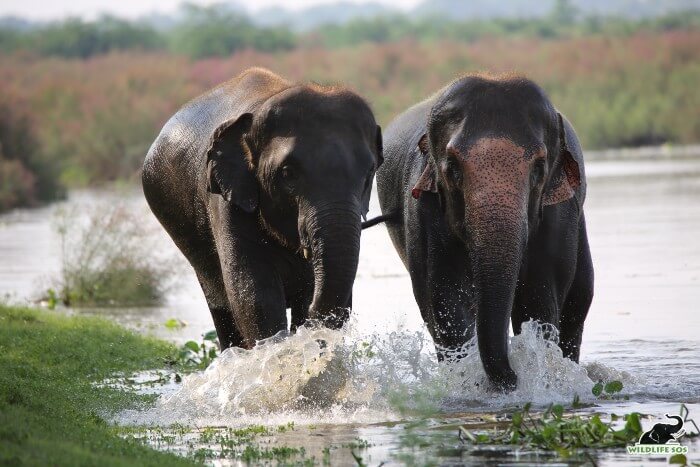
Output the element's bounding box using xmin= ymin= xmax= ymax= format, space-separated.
xmin=143 ymin=68 xmax=382 ymax=350
xmin=377 ymin=74 xmax=594 ymax=391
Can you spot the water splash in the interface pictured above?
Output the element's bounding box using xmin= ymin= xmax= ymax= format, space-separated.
xmin=118 ymin=320 xmax=639 ymax=426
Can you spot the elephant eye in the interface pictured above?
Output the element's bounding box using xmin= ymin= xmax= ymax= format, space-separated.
xmin=443 ymin=158 xmax=462 ymax=186
xmin=281 ymin=165 xmax=298 ymax=181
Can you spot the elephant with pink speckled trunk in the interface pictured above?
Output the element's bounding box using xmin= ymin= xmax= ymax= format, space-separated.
xmin=377 ymin=74 xmax=594 ymax=391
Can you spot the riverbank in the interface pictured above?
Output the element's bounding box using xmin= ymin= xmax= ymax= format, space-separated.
xmin=1 ymin=297 xmax=698 ymax=465
xmin=0 ymin=304 xmax=194 ymax=466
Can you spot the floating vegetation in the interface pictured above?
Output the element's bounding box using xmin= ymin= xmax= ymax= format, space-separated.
xmin=592 ymin=379 xmax=627 ymax=399
xmin=101 ymin=321 xmax=696 ymax=465
xmin=164 ymin=318 xmax=187 ymax=330
xmin=458 ymin=402 xmax=698 ymax=458
xmin=165 ymin=330 xmax=220 ymax=371
xmin=119 ymin=422 xmax=318 ymax=465
xmin=459 ymin=403 xmax=642 ymax=457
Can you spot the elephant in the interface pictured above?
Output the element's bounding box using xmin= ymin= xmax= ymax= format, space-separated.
xmin=143 ymin=67 xmax=383 ymax=350
xmin=639 ymin=415 xmax=685 ymax=444
xmin=376 ymin=74 xmax=594 ymax=391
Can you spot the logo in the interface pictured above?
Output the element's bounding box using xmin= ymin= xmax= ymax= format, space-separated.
xmin=627 ymin=413 xmax=690 ymax=456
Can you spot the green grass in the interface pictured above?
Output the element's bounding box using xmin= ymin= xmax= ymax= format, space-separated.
xmin=0 ymin=304 xmax=196 ymax=466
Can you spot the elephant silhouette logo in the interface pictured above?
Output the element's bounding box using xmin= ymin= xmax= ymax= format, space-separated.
xmin=627 ymin=407 xmax=696 ymax=456
xmin=638 ymin=414 xmax=685 ymax=445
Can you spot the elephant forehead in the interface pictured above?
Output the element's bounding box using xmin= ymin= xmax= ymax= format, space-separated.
xmin=265 ymin=136 xmax=297 ymax=160
xmin=458 ymin=138 xmax=537 ymax=207
xmin=465 ymin=137 xmax=527 ymax=160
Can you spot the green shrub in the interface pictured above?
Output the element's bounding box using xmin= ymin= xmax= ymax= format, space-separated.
xmin=51 ymin=202 xmax=170 ymax=307
xmin=168 ymin=4 xmax=295 ymax=58
xmin=0 ymin=159 xmax=35 ymax=211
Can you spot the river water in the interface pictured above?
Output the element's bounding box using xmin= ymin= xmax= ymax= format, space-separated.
xmin=1 ymin=157 xmax=699 ymax=465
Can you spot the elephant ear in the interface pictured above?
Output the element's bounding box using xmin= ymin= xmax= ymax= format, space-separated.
xmin=361 ymin=125 xmax=384 ymax=220
xmin=206 ymin=113 xmax=259 ymax=213
xmin=411 ymin=133 xmax=438 ymax=199
xmin=375 ymin=124 xmax=384 ymax=168
xmin=542 ymin=113 xmax=582 ymax=206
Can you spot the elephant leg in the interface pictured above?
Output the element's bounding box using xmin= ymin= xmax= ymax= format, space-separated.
xmin=290 ymin=292 xmax=312 ymax=333
xmin=166 ymin=230 xmax=245 ymax=350
xmin=559 ymin=220 xmax=594 ymax=362
xmin=219 ymin=241 xmax=288 ymax=348
xmin=512 ymin=216 xmax=582 ymax=344
xmin=195 ymin=266 xmax=244 ymax=350
xmin=512 ymin=278 xmax=560 ymax=341
xmin=409 ymin=248 xmax=474 ymax=360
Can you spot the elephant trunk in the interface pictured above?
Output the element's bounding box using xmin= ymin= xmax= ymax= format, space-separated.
xmin=666 ymin=414 xmax=684 ymax=432
xmin=468 ymin=204 xmax=526 ymax=392
xmin=305 ymin=201 xmax=361 ymax=328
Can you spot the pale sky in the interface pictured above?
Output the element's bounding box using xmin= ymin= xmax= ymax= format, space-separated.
xmin=0 ymin=0 xmax=421 ymax=21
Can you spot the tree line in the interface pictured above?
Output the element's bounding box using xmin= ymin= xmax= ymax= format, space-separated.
xmin=1 ymin=4 xmax=699 ymax=59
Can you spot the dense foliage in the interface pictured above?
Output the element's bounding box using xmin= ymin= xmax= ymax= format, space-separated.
xmin=309 ymin=8 xmax=700 ymax=47
xmin=1 ymin=5 xmax=699 ymax=58
xmin=0 ymin=6 xmax=295 ymax=59
xmin=0 ymin=90 xmax=63 ymax=211
xmin=0 ymin=7 xmax=698 ymax=211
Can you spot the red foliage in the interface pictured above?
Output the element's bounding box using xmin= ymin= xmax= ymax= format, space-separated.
xmin=0 ymin=30 xmax=697 ymax=189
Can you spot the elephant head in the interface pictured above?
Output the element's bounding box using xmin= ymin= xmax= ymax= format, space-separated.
xmin=415 ymin=75 xmax=583 ymax=390
xmin=640 ymin=414 xmax=685 ymax=444
xmin=206 ymin=87 xmax=383 ymax=328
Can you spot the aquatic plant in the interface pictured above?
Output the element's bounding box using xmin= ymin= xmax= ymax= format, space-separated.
xmin=458 ymin=402 xmax=697 ymax=457
xmin=166 ymin=330 xmax=219 ymax=372
xmin=592 ymin=379 xmax=627 ymax=399
xmin=164 ymin=318 xmax=187 ymax=330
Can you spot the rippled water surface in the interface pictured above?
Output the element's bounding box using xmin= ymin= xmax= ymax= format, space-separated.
xmin=2 ymin=158 xmax=699 ymax=465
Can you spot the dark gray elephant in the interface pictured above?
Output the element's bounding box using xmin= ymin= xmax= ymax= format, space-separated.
xmin=376 ymin=74 xmax=594 ymax=391
xmin=143 ymin=68 xmax=382 ymax=349
xmin=639 ymin=415 xmax=685 ymax=444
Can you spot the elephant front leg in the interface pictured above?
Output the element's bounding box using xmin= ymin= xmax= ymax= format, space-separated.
xmin=290 ymin=293 xmax=312 ymax=333
xmin=409 ymin=249 xmax=475 ymax=360
xmin=169 ymin=230 xmax=245 ymax=350
xmin=195 ymin=268 xmax=245 ymax=350
xmin=559 ymin=222 xmax=594 ymax=362
xmin=210 ymin=206 xmax=288 ymax=347
xmin=219 ymin=251 xmax=288 ymax=348
xmin=513 ymin=221 xmax=582 ymax=351
xmin=512 ymin=276 xmax=561 ymax=342
xmin=428 ymin=285 xmax=476 ymax=360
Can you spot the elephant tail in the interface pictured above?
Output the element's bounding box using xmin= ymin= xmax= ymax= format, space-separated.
xmin=361 ymin=211 xmax=398 ymax=229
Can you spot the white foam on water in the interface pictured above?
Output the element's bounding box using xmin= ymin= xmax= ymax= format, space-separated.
xmin=117 ymin=320 xmax=643 ymax=427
